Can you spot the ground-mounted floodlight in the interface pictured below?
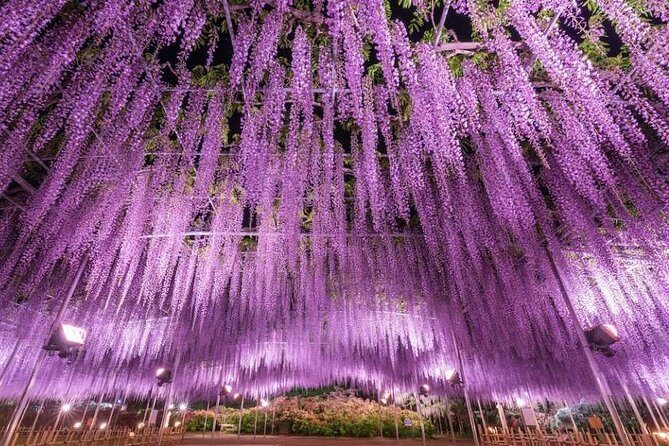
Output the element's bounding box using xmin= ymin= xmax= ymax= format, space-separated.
xmin=260 ymin=399 xmax=270 ymax=408
xmin=43 ymin=324 xmax=87 ymax=360
xmin=178 ymin=403 xmax=187 ymax=411
xmin=445 ymin=369 xmax=463 ymax=387
xmin=137 ymin=423 xmax=145 ymax=429
xmin=222 ymin=384 xmax=233 ymax=395
xmin=174 ymin=421 xmax=181 ymax=427
xmin=99 ymin=422 xmax=107 ymax=430
xmin=516 ymin=398 xmax=526 ymax=408
xmin=232 ymin=393 xmax=241 ymax=400
xmin=61 ymin=403 xmax=72 ymax=412
xmin=419 ymin=384 xmax=430 ymax=397
xmin=155 ymin=367 xmax=173 ymax=386
xmin=73 ymin=422 xmax=82 ymax=429
xmin=584 ymin=324 xmax=620 ymax=357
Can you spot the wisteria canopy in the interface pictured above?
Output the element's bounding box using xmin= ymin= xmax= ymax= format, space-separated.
xmin=0 ymin=0 xmax=668 ymax=406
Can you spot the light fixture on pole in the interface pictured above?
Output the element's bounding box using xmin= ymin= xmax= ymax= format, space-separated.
xmin=445 ymin=369 xmax=463 ymax=387
xmin=43 ymin=323 xmax=87 ymax=360
xmin=155 ymin=368 xmax=173 ymax=387
xmin=584 ymin=324 xmax=620 ymax=357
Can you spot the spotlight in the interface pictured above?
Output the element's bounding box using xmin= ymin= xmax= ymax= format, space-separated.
xmin=222 ymin=384 xmax=233 ymax=395
xmin=73 ymin=422 xmax=82 ymax=429
xmin=516 ymin=398 xmax=526 ymax=408
xmin=99 ymin=423 xmax=107 ymax=430
xmin=232 ymin=393 xmax=241 ymax=400
xmin=445 ymin=369 xmax=463 ymax=387
xmin=419 ymin=384 xmax=430 ymax=397
xmin=261 ymin=399 xmax=270 ymax=408
xmin=174 ymin=421 xmax=181 ymax=427
xmin=584 ymin=324 xmax=620 ymax=357
xmin=44 ymin=324 xmax=87 ymax=359
xmin=61 ymin=403 xmax=72 ymax=412
xmin=380 ymin=398 xmax=388 ymax=405
xmin=654 ymin=432 xmax=669 ymax=441
xmin=137 ymin=423 xmax=145 ymax=429
xmin=178 ymin=403 xmax=187 ymax=411
xmin=155 ymin=368 xmax=173 ymax=386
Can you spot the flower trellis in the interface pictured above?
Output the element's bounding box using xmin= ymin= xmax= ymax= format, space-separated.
xmin=0 ymin=0 xmax=668 ymax=406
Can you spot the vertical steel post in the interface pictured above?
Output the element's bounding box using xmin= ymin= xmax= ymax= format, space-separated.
xmin=414 ymin=392 xmax=427 ymax=446
xmin=452 ymin=330 xmax=480 ymax=446
xmin=0 ymin=260 xmax=87 ymax=446
xmin=545 ymin=248 xmax=631 ymax=446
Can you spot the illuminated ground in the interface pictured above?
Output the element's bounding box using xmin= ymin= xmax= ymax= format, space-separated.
xmin=181 ymin=433 xmax=476 ymax=445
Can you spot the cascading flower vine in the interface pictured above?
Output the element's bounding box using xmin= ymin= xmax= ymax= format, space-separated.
xmin=0 ymin=0 xmax=667 ymax=405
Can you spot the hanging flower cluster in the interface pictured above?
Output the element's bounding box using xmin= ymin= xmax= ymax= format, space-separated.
xmin=0 ymin=0 xmax=668 ymax=403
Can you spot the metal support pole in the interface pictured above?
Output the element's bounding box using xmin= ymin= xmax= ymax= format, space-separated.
xmin=378 ymin=392 xmax=384 ymax=439
xmin=271 ymin=404 xmax=276 ymax=435
xmin=545 ymin=248 xmax=631 ymax=446
xmin=414 ymin=393 xmax=428 ymax=446
xmin=0 ymin=340 xmax=20 ymax=388
xmin=621 ymin=383 xmax=648 ymax=434
xmin=212 ymin=394 xmax=220 ymax=437
xmin=642 ymin=396 xmax=661 ymax=431
xmin=203 ymin=399 xmax=210 ymax=437
xmin=393 ymin=390 xmax=400 ymax=441
xmin=141 ymin=394 xmax=152 ymax=426
xmin=237 ymin=397 xmax=245 ymax=444
xmin=564 ymin=401 xmax=578 ymax=432
xmin=157 ymin=353 xmax=181 ymax=446
xmin=653 ymin=401 xmax=669 ymax=429
xmin=0 ymin=260 xmax=87 ymax=446
xmin=253 ymin=396 xmax=259 ymax=438
xmin=478 ymin=399 xmax=488 ymax=430
xmin=448 ymin=398 xmax=457 ymax=443
xmin=452 ymin=330 xmax=480 ymax=446
xmin=497 ymin=403 xmax=508 ymax=432
xmin=91 ymin=393 xmax=105 ymax=429
xmin=26 ymin=400 xmax=44 ymax=444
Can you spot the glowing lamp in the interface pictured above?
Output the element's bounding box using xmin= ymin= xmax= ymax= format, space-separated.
xmin=179 ymin=403 xmax=187 ymax=411
xmin=155 ymin=368 xmax=173 ymax=386
xmin=61 ymin=403 xmax=72 ymax=412
xmin=233 ymin=393 xmax=240 ymax=400
xmin=261 ymin=399 xmax=270 ymax=408
xmin=44 ymin=324 xmax=87 ymax=359
xmin=137 ymin=423 xmax=145 ymax=429
xmin=174 ymin=421 xmax=181 ymax=427
xmin=584 ymin=324 xmax=620 ymax=357
xmin=223 ymin=384 xmax=233 ymax=395
xmin=380 ymin=398 xmax=388 ymax=405
xmin=73 ymin=422 xmax=82 ymax=429
xmin=419 ymin=384 xmax=430 ymax=396
xmin=516 ymin=398 xmax=526 ymax=408
xmin=99 ymin=423 xmax=107 ymax=430
xmin=658 ymin=398 xmax=668 ymax=406
xmin=445 ymin=369 xmax=463 ymax=387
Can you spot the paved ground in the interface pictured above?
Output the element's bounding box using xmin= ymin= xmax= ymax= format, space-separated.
xmin=181 ymin=433 xmax=477 ymax=445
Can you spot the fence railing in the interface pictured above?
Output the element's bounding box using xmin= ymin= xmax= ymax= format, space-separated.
xmin=479 ymin=426 xmax=665 ymax=446
xmin=6 ymin=427 xmax=184 ymax=446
